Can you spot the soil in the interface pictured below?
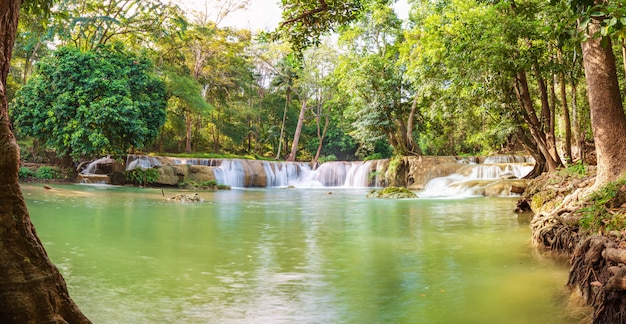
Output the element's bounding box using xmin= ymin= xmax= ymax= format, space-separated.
xmin=521 ymin=166 xmax=626 ymax=323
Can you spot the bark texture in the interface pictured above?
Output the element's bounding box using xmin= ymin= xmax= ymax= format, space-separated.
xmin=581 ymin=16 xmax=626 ymax=186
xmin=0 ymin=0 xmax=90 ymax=322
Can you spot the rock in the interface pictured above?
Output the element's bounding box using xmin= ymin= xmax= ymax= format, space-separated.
xmin=168 ymin=193 xmax=204 ymax=203
xmin=396 ymin=156 xmax=462 ymax=190
xmin=367 ymin=186 xmax=418 ymax=199
xmin=187 ymin=165 xmax=216 ymax=183
xmin=157 ymin=165 xmax=187 ymax=186
xmin=109 ymin=172 xmax=126 ymax=185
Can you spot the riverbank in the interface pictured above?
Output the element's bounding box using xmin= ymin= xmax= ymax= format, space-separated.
xmin=522 ymin=165 xmax=626 ymax=323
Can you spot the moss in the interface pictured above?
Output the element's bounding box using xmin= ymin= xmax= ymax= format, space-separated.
xmin=530 ymin=189 xmax=557 ymax=212
xmin=367 ymin=186 xmax=418 ymax=199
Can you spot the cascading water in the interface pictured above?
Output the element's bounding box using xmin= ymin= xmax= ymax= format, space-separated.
xmin=126 ymin=154 xmax=162 ymax=170
xmin=420 ymin=155 xmax=534 ymax=197
xmin=213 ymin=159 xmax=247 ymax=188
xmin=262 ymin=161 xmax=312 ymax=188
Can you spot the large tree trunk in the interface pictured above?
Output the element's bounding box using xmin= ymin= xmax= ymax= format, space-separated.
xmin=0 ymin=1 xmax=90 ymax=322
xmin=581 ymin=15 xmax=626 ymax=186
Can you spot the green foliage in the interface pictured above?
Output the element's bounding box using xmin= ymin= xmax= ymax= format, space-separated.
xmin=578 ymin=178 xmax=626 ymax=232
xmin=270 ymin=0 xmax=371 ymax=53
xmin=319 ymin=154 xmax=338 ymax=163
xmin=35 ymin=166 xmax=58 ymax=180
xmin=367 ymin=186 xmax=418 ymax=199
xmin=18 ymin=167 xmax=35 ymax=180
xmin=178 ymin=179 xmax=230 ymax=190
xmin=364 ymin=153 xmax=383 ymax=161
xmin=11 ymin=44 xmax=167 ymax=160
xmin=125 ymin=168 xmax=160 ymax=185
xmin=560 ymin=161 xmax=588 ymax=177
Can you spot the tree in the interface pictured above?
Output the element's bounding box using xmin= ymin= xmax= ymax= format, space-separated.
xmin=335 ymin=2 xmax=420 ymax=156
xmin=11 ymin=44 xmax=167 ymax=160
xmin=55 ymin=0 xmax=175 ymax=51
xmin=575 ymin=0 xmax=626 ymax=186
xmin=0 ymin=0 xmax=90 ymax=321
xmin=274 ymin=0 xmax=368 ymax=53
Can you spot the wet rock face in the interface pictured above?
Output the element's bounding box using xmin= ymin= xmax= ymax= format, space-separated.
xmin=397 ymin=156 xmax=461 ymax=190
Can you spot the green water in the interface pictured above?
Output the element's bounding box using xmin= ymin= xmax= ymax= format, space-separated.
xmin=22 ymin=184 xmax=577 ymax=323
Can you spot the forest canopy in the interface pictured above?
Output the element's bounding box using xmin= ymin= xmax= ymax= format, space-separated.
xmin=5 ymin=0 xmax=623 ymax=173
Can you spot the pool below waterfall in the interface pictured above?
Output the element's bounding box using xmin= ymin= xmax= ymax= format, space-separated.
xmin=23 ymin=184 xmax=581 ymax=323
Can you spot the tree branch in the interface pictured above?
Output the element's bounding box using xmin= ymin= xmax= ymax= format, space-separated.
xmin=280 ymin=0 xmax=329 ymax=27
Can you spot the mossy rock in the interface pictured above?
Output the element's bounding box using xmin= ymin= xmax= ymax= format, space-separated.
xmin=367 ymin=186 xmax=418 ymax=199
xmin=168 ymin=193 xmax=205 ymax=203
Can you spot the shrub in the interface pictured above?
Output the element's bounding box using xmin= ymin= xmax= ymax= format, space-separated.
xmin=178 ymin=179 xmax=230 ymax=190
xmin=18 ymin=167 xmax=35 ymax=180
xmin=35 ymin=166 xmax=58 ymax=180
xmin=125 ymin=168 xmax=160 ymax=185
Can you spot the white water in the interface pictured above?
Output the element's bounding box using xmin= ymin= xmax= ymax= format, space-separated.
xmin=126 ymin=155 xmax=162 ymax=170
xmin=160 ymin=157 xmax=379 ymax=188
xmin=420 ymin=156 xmax=534 ymax=198
xmin=81 ymin=155 xmax=533 ymax=194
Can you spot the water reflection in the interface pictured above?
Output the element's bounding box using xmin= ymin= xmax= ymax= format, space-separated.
xmin=23 ymin=184 xmax=579 ymax=323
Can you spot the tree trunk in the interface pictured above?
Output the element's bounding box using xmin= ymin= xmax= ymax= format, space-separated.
xmin=514 ymin=70 xmax=560 ymax=171
xmin=185 ymin=112 xmax=192 ymax=153
xmin=571 ymin=81 xmax=584 ymax=162
xmin=313 ymin=114 xmax=329 ymax=163
xmin=276 ymin=88 xmax=290 ymax=159
xmin=0 ymin=1 xmax=90 ymax=322
xmin=406 ymin=95 xmax=423 ymax=155
xmin=533 ymin=64 xmax=562 ymax=167
xmin=560 ymin=70 xmax=572 ymax=163
xmin=581 ymin=15 xmax=626 ymax=186
xmin=287 ymin=100 xmax=307 ymax=162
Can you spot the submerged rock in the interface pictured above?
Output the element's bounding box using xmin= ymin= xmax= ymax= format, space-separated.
xmin=168 ymin=193 xmax=205 ymax=203
xmin=367 ymin=186 xmax=418 ymax=199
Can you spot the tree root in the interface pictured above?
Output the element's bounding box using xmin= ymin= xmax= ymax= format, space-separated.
xmin=564 ymin=235 xmax=626 ymax=323
xmin=529 ymin=185 xmax=626 ymax=323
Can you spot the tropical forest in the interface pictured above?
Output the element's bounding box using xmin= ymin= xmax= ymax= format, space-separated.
xmin=1 ymin=0 xmax=626 ymax=323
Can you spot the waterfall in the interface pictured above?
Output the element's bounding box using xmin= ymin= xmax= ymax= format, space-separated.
xmin=262 ymin=161 xmax=312 ymax=187
xmin=213 ymin=159 xmax=247 ymax=188
xmin=301 ymin=161 xmax=376 ymax=188
xmin=126 ymin=154 xmax=162 ymax=170
xmin=420 ymin=157 xmax=534 ymax=197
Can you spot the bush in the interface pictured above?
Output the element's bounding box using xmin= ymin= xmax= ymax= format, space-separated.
xmin=18 ymin=167 xmax=35 ymax=180
xmin=35 ymin=166 xmax=58 ymax=180
xmin=319 ymin=155 xmax=338 ymax=163
xmin=178 ymin=179 xmax=230 ymax=190
xmin=125 ymin=168 xmax=160 ymax=185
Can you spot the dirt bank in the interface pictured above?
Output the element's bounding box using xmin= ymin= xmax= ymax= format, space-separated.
xmin=522 ymin=166 xmax=626 ymax=323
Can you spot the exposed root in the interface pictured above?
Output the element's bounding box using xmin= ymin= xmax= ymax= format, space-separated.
xmin=566 ymin=236 xmax=626 ymax=323
xmin=526 ymin=169 xmax=626 ymax=323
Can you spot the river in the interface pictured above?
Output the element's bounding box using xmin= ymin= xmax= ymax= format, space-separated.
xmin=22 ymin=183 xmax=580 ymax=323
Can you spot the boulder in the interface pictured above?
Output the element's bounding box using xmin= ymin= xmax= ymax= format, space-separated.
xmin=188 ymin=165 xmax=216 ymax=183
xmin=157 ymin=165 xmax=188 ymax=186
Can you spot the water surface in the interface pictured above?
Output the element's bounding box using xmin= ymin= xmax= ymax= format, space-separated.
xmin=23 ymin=184 xmax=576 ymax=323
